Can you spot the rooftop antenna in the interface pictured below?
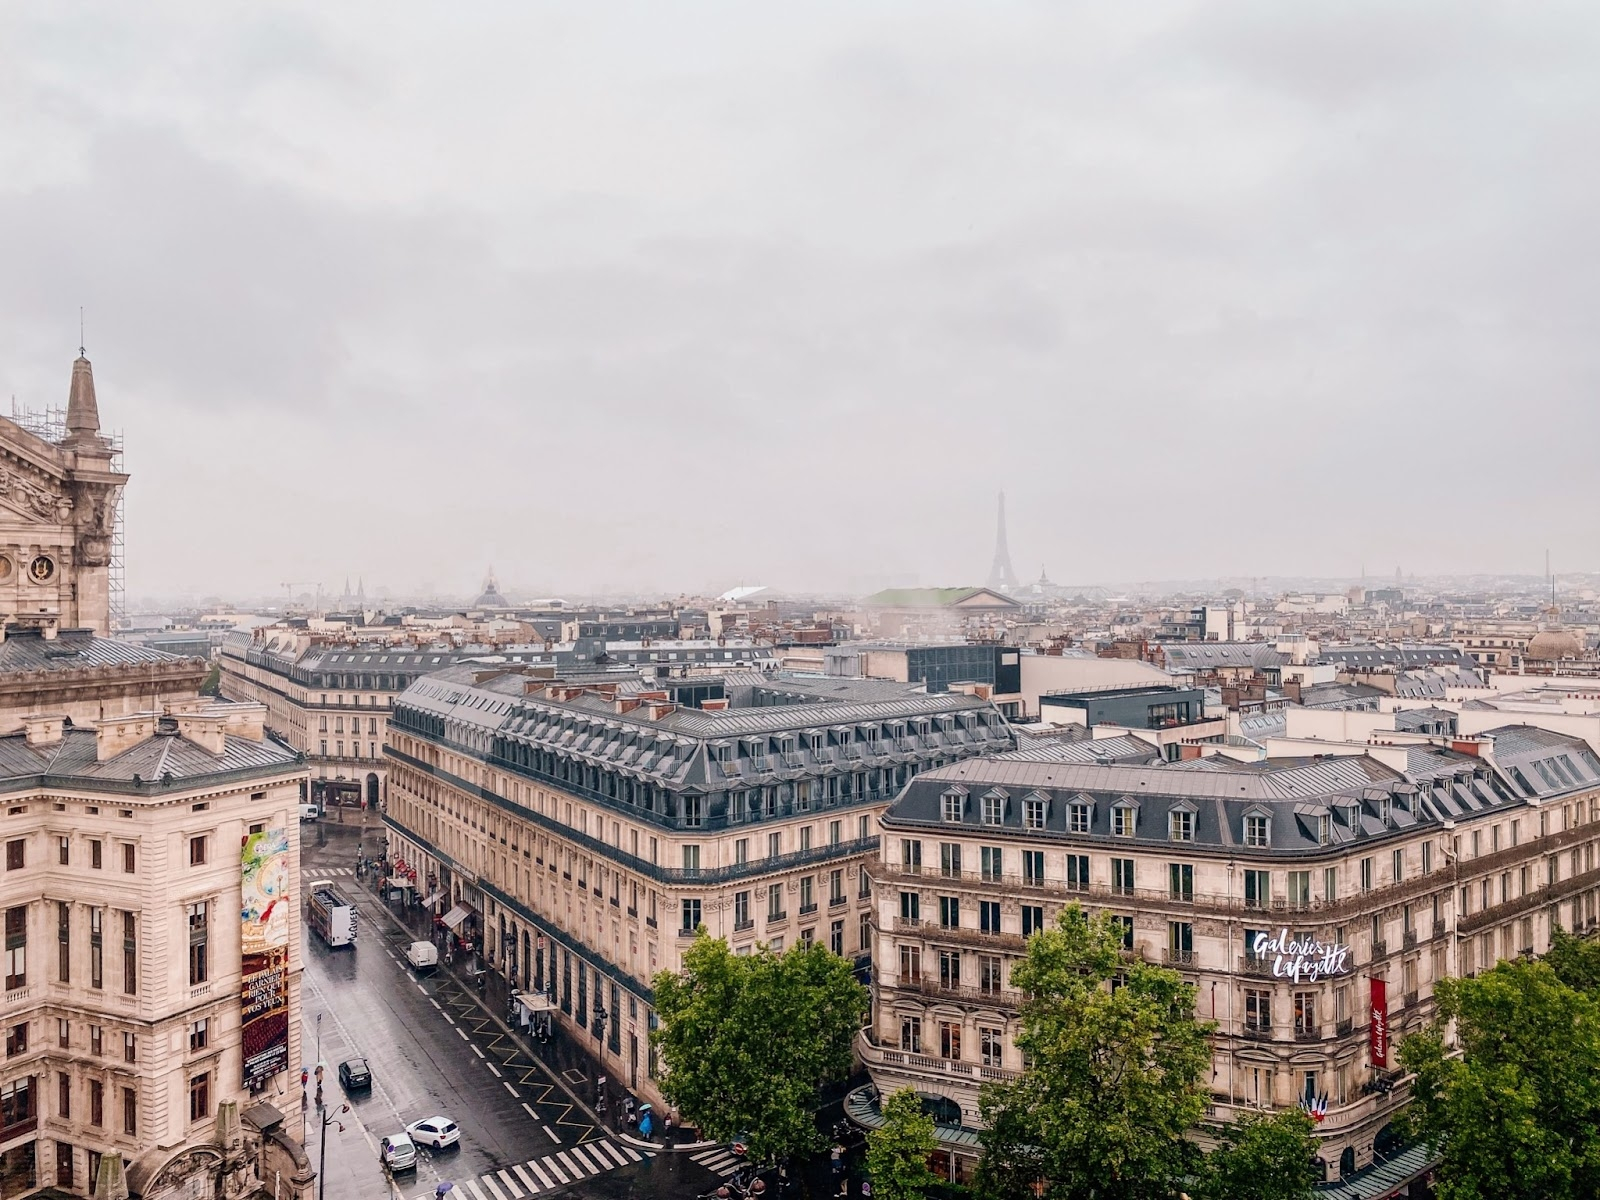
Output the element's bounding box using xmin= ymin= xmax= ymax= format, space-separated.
xmin=79 ymin=307 xmax=85 ymax=357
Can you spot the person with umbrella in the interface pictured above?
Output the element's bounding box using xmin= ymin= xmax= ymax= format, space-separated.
xmin=638 ymin=1103 xmax=654 ymax=1140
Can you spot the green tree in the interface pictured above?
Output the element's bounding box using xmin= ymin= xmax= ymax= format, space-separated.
xmin=1199 ymin=1109 xmax=1318 ymax=1200
xmin=1399 ymin=958 xmax=1600 ymax=1200
xmin=1544 ymin=925 xmax=1600 ymax=995
xmin=651 ymin=932 xmax=868 ymax=1164
xmin=866 ymin=1088 xmax=940 ymax=1200
xmin=975 ymin=905 xmax=1213 ymax=1200
xmin=201 ymin=663 xmax=222 ymax=696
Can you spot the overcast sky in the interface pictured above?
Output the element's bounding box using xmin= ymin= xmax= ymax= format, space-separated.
xmin=3 ymin=2 xmax=1598 ymax=602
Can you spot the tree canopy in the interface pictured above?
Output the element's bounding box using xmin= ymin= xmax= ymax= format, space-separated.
xmin=975 ymin=905 xmax=1214 ymax=1200
xmin=1198 ymin=1109 xmax=1318 ymax=1200
xmin=650 ymin=932 xmax=868 ymax=1164
xmin=1399 ymin=956 xmax=1600 ymax=1200
xmin=866 ymin=1087 xmax=940 ymax=1200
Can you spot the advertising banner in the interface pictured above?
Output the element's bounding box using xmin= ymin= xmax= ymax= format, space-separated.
xmin=1369 ymin=977 xmax=1390 ymax=1069
xmin=241 ymin=827 xmax=292 ymax=1086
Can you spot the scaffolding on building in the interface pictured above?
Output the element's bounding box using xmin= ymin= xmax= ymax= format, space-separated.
xmin=5 ymin=401 xmax=127 ymax=627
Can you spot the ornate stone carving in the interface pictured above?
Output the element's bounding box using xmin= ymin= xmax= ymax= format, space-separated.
xmin=0 ymin=462 xmax=63 ymax=519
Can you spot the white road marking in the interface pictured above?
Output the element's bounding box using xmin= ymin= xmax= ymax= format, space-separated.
xmin=488 ymin=1062 xmax=502 ymax=1077
xmin=596 ymin=1141 xmax=630 ymax=1167
xmin=503 ymin=1081 xmax=518 ymax=1096
xmin=429 ymin=998 xmax=442 ymax=1009
xmin=457 ymin=1028 xmax=469 ymax=1041
xmin=416 ymin=983 xmax=427 ymax=994
xmin=616 ymin=1142 xmax=644 ymax=1163
xmin=542 ymin=1157 xmax=570 ymax=1185
xmin=471 ymin=1043 xmax=485 ymax=1059
xmin=691 ymin=1149 xmax=723 ymax=1164
xmin=525 ymin=1159 xmax=555 ymax=1189
xmin=496 ymin=1169 xmax=525 ymax=1197
xmin=512 ymin=1164 xmax=539 ymax=1193
xmin=554 ymin=1151 xmax=582 ymax=1178
xmin=444 ymin=1014 xmax=455 ymax=1025
xmin=481 ymin=1176 xmax=509 ymax=1200
xmin=541 ymin=1124 xmax=560 ymax=1143
xmin=566 ymin=1145 xmax=599 ymax=1173
xmin=463 ymin=1181 xmax=489 ymax=1200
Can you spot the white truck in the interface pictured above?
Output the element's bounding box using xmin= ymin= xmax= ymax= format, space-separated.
xmin=306 ymin=881 xmax=358 ymax=948
xmin=405 ymin=941 xmax=439 ymax=972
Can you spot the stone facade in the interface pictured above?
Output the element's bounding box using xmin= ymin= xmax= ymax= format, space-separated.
xmin=380 ymin=666 xmax=1013 ymax=1106
xmin=0 ymin=356 xmax=126 ymax=638
xmin=864 ymin=727 xmax=1600 ymax=1184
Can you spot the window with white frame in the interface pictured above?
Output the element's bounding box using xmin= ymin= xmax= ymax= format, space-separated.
xmin=1244 ymin=814 xmax=1269 ymax=847
xmin=1023 ymin=798 xmax=1046 ymax=830
xmin=982 ymin=795 xmax=1004 ymax=825
xmin=1069 ymin=803 xmax=1091 ymax=834
xmin=1169 ymin=810 xmax=1194 ymax=842
xmin=941 ymin=793 xmax=963 ymax=823
xmin=1112 ymin=804 xmax=1136 ymax=837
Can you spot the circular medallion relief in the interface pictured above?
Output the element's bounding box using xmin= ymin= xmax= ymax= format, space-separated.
xmin=0 ymin=556 xmax=13 ymax=582
xmin=28 ymin=555 xmax=54 ymax=583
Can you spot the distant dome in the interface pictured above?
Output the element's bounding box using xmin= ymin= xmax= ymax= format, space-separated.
xmin=474 ymin=565 xmax=508 ymax=608
xmin=1528 ymin=628 xmax=1583 ymax=660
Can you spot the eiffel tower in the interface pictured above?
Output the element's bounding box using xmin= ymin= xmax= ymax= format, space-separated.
xmin=987 ymin=491 xmax=1019 ymax=593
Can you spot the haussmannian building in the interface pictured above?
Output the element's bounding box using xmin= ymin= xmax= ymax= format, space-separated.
xmin=380 ymin=666 xmax=1014 ymax=1102
xmin=863 ymin=723 xmax=1600 ymax=1186
xmin=0 ymin=352 xmax=312 ymax=1199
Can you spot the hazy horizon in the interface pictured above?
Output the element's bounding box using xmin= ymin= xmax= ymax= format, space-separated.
xmin=5 ymin=3 xmax=1599 ymax=598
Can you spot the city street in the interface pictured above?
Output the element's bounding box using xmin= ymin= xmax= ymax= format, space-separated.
xmin=299 ymin=820 xmax=722 ymax=1200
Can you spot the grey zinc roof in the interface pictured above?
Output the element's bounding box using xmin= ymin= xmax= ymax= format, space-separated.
xmin=998 ymin=733 xmax=1162 ymax=766
xmin=1160 ymin=642 xmax=1284 ymax=671
xmin=0 ymin=629 xmax=195 ymax=672
xmin=0 ymin=726 xmax=299 ymax=790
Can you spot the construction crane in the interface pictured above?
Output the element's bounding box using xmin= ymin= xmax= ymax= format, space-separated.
xmin=280 ymin=581 xmax=322 ymax=607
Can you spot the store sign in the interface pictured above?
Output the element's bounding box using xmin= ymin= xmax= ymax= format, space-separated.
xmin=241 ymin=827 xmax=292 ymax=1087
xmin=1251 ymin=929 xmax=1352 ymax=983
xmin=1370 ymin=978 xmax=1390 ymax=1068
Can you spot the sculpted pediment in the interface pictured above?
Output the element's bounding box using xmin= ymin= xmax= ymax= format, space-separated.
xmin=0 ymin=461 xmax=69 ymax=524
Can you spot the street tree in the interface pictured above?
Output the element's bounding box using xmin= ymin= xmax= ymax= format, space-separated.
xmin=1399 ymin=957 xmax=1600 ymax=1200
xmin=975 ymin=905 xmax=1214 ymax=1200
xmin=865 ymin=1088 xmax=939 ymax=1200
xmin=1198 ymin=1109 xmax=1318 ymax=1200
xmin=1544 ymin=924 xmax=1600 ymax=995
xmin=651 ymin=932 xmax=868 ymax=1164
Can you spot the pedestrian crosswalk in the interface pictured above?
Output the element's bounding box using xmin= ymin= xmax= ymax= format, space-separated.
xmin=317 ymin=866 xmax=356 ymax=877
xmin=690 ymin=1146 xmax=745 ymax=1176
xmin=412 ymin=1138 xmax=649 ymax=1199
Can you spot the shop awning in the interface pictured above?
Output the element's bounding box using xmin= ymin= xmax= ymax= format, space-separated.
xmin=515 ymin=991 xmax=556 ymax=1013
xmin=442 ymin=905 xmax=472 ymax=930
xmin=422 ymin=891 xmax=443 ymax=907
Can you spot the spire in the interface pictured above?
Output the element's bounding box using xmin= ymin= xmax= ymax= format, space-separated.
xmin=64 ymin=352 xmax=103 ymax=446
xmin=986 ymin=491 xmax=1018 ymax=593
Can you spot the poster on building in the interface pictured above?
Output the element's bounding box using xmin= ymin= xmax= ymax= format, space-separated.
xmin=1369 ymin=977 xmax=1390 ymax=1069
xmin=241 ymin=827 xmax=292 ymax=1086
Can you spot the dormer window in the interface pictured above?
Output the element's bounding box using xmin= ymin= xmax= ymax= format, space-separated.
xmin=1112 ymin=803 xmax=1137 ymax=838
xmin=1169 ymin=810 xmax=1195 ymax=842
xmin=1317 ymin=814 xmax=1332 ymax=845
xmin=982 ymin=794 xmax=1005 ymax=826
xmin=746 ymin=741 xmax=767 ymax=769
xmin=1244 ymin=814 xmax=1270 ymax=848
xmin=941 ymin=791 xmax=964 ymax=823
xmin=1069 ymin=802 xmax=1091 ymax=834
xmin=1023 ymin=798 xmax=1046 ymax=830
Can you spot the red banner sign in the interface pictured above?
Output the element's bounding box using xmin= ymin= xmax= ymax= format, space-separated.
xmin=1370 ymin=978 xmax=1390 ymax=1068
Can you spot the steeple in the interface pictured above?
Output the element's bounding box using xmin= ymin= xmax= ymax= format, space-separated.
xmin=63 ymin=352 xmax=104 ymax=448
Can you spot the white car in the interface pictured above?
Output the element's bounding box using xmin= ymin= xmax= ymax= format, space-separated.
xmin=407 ymin=1116 xmax=461 ymax=1150
xmin=299 ymin=803 xmax=320 ymax=823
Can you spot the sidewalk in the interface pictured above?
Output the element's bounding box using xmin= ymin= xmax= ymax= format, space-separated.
xmin=350 ymin=846 xmax=707 ymax=1151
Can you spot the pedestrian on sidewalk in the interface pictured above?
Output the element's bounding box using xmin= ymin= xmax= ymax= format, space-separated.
xmin=663 ymin=1112 xmax=673 ymax=1144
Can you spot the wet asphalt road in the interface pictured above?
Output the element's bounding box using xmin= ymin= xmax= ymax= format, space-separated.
xmin=299 ymin=820 xmax=722 ymax=1200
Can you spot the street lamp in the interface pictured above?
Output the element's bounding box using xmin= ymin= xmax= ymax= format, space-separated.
xmin=319 ymin=1102 xmax=349 ymax=1200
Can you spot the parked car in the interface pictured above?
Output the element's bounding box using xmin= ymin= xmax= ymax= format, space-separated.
xmin=380 ymin=1133 xmax=418 ymax=1173
xmin=407 ymin=1116 xmax=461 ymax=1150
xmin=299 ymin=803 xmax=320 ymax=822
xmin=338 ymin=1058 xmax=372 ymax=1090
